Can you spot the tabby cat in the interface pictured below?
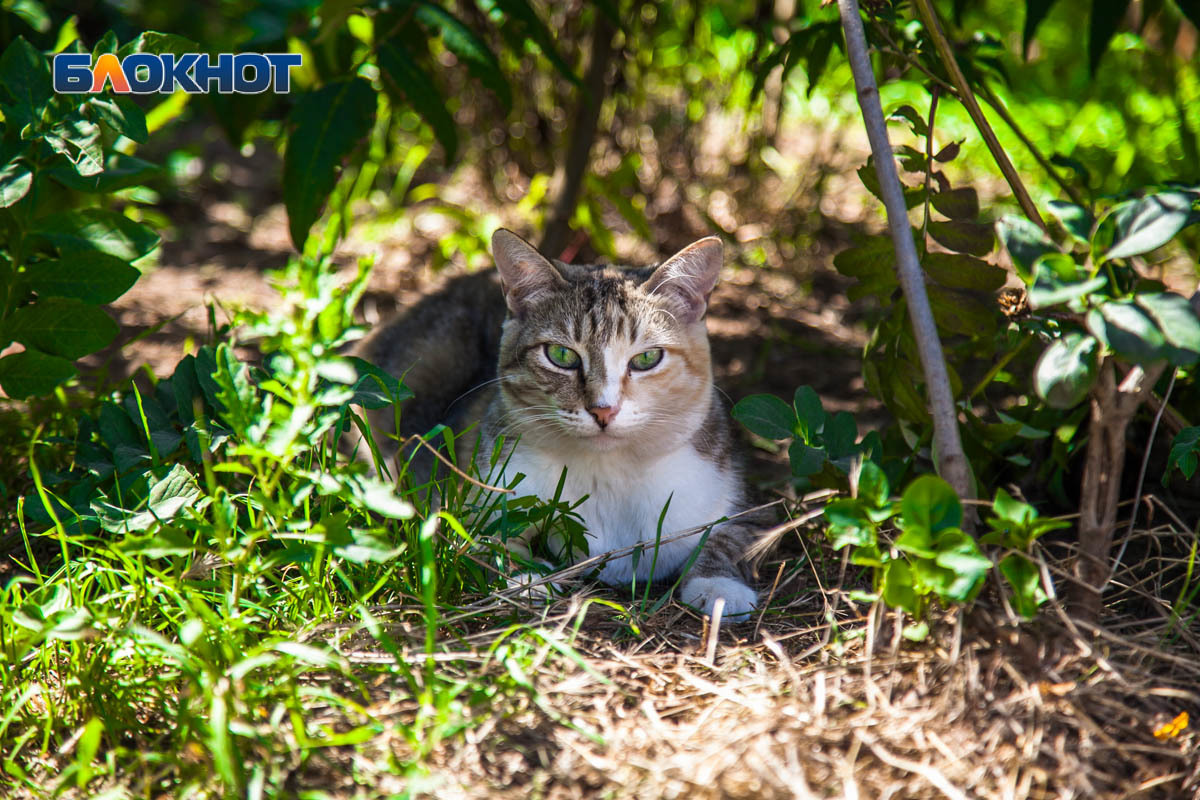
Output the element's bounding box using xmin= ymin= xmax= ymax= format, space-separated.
xmin=351 ymin=229 xmax=765 ymax=617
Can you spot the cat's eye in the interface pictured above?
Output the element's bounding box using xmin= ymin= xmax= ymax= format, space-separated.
xmin=545 ymin=343 xmax=581 ymax=369
xmin=630 ymin=348 xmax=664 ymax=371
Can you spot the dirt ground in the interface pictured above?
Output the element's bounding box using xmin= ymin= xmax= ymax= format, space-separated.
xmin=63 ymin=121 xmax=1200 ymax=797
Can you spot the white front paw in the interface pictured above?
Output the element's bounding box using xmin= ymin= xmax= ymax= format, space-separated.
xmin=680 ymin=576 xmax=757 ymax=619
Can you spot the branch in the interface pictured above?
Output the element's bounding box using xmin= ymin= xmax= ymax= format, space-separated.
xmin=911 ymin=0 xmax=1048 ymax=232
xmin=540 ymin=16 xmax=616 ymax=259
xmin=837 ymin=0 xmax=972 ymax=501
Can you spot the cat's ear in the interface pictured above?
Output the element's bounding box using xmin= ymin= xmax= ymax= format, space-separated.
xmin=643 ymin=237 xmax=723 ymax=323
xmin=492 ymin=229 xmax=565 ymax=316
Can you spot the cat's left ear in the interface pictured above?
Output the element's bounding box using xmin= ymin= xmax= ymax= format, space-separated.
xmin=493 ymin=229 xmax=565 ymax=317
xmin=643 ymin=237 xmax=723 ymax=323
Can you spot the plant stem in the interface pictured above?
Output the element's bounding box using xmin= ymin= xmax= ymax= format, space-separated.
xmin=837 ymin=0 xmax=972 ymax=503
xmin=911 ymin=0 xmax=1048 ymax=232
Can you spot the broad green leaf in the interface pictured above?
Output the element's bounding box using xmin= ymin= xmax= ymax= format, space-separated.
xmin=1103 ymin=191 xmax=1197 ymax=261
xmin=901 ymin=475 xmax=962 ymax=534
xmin=732 ymin=394 xmax=795 ymax=439
xmin=0 ymin=158 xmax=32 ymax=207
xmin=788 ymin=440 xmax=825 ymax=477
xmin=357 ymin=478 xmax=415 ymax=519
xmin=5 ymin=298 xmax=118 ymax=359
xmin=1046 ymin=199 xmax=1092 ymax=242
xmin=824 ymin=411 xmax=858 ymax=460
xmin=0 ymin=37 xmax=52 ymax=132
xmin=923 ymin=252 xmax=1006 ymax=291
xmin=26 ymin=252 xmax=139 ymax=303
xmin=931 ymin=187 xmax=980 ymax=220
xmin=32 ymin=208 xmax=160 ymax=261
xmin=857 ymin=461 xmax=889 ymax=508
xmin=832 ymin=237 xmax=898 ymax=299
xmin=0 ymin=349 xmax=75 ymax=398
xmin=824 ymin=499 xmax=875 ymax=549
xmin=927 ymin=220 xmax=994 ymax=257
xmin=48 ymin=153 xmax=160 ymax=193
xmin=283 ymin=78 xmax=376 ymax=250
xmin=1087 ymin=301 xmax=1167 ymax=363
xmin=926 ymin=284 xmax=998 ymax=338
xmin=1033 ymin=332 xmax=1099 ymax=408
xmin=998 ymin=553 xmax=1047 ymax=619
xmin=347 ymin=357 xmax=413 ymax=409
xmin=415 ymin=2 xmax=512 ymax=108
xmin=115 ymin=31 xmax=198 ymax=59
xmin=1135 ymin=292 xmax=1200 ymax=358
xmin=882 ymin=559 xmax=918 ymax=614
xmin=857 ymin=160 xmax=924 ymax=209
xmin=1028 ymin=254 xmax=1107 ymax=309
xmin=888 ymin=104 xmax=928 ymax=137
xmin=377 ymin=41 xmax=457 ymax=162
xmin=933 ymin=529 xmax=992 ymax=588
xmin=211 ymin=343 xmax=257 ymax=434
xmin=895 ymin=526 xmax=935 ymax=558
xmin=94 ymin=464 xmax=204 ymax=533
xmin=44 ymin=113 xmax=103 ymax=176
xmin=1088 ymin=0 xmax=1131 ymax=74
xmin=991 ymin=487 xmax=1035 ymax=527
xmin=792 ymin=385 xmax=824 ymax=441
xmin=997 ymin=215 xmax=1055 ymax=281
xmin=89 ymin=95 xmax=148 ymax=143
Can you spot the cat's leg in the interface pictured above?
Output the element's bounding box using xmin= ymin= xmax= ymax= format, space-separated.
xmin=502 ymin=527 xmax=561 ymax=600
xmin=679 ymin=521 xmax=759 ymax=619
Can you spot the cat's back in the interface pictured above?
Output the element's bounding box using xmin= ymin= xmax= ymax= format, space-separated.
xmin=351 ymin=269 xmax=508 ymax=447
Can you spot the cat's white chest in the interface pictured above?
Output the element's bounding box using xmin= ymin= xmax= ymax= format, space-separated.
xmin=500 ymin=444 xmax=737 ymax=584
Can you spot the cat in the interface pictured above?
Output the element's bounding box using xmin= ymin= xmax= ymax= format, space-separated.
xmin=350 ymin=229 xmax=766 ymax=618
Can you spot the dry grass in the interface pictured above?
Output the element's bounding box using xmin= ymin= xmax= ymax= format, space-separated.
xmin=288 ymin=510 xmax=1200 ymax=800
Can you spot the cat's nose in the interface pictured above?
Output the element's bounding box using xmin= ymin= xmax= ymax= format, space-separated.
xmin=587 ymin=404 xmax=620 ymax=428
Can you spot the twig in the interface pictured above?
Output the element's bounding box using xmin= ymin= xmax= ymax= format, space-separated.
xmin=911 ymin=0 xmax=1047 ymax=232
xmin=400 ymin=434 xmax=514 ymax=493
xmin=837 ymin=0 xmax=973 ymax=503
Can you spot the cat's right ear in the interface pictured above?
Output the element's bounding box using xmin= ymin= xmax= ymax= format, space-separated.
xmin=492 ymin=229 xmax=565 ymax=317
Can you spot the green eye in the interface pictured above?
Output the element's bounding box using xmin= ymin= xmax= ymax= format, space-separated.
xmin=630 ymin=348 xmax=664 ymax=371
xmin=545 ymin=343 xmax=581 ymax=368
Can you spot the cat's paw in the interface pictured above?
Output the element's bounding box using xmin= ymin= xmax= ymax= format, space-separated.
xmin=506 ymin=569 xmax=561 ymax=602
xmin=680 ymin=576 xmax=757 ymax=619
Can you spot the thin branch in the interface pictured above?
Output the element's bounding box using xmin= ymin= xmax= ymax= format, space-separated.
xmin=911 ymin=0 xmax=1048 ymax=232
xmin=837 ymin=0 xmax=972 ymax=502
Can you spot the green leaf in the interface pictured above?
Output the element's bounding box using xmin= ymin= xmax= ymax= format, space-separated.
xmin=789 ymin=440 xmax=826 ymax=477
xmin=88 ymin=95 xmax=149 ymax=143
xmin=931 ymin=187 xmax=980 ymax=220
xmin=0 ymin=349 xmax=75 ymax=398
xmin=732 ymin=394 xmax=795 ymax=440
xmin=882 ymin=559 xmax=918 ymax=614
xmin=32 ymin=208 xmax=160 ymax=261
xmin=1135 ymin=292 xmax=1200 ymax=358
xmin=1088 ymin=0 xmax=1131 ymax=74
xmin=991 ymin=487 xmax=1035 ymax=527
xmin=415 ymin=2 xmax=512 ymax=108
xmin=923 ymin=252 xmax=1007 ymax=291
xmin=377 ymin=40 xmax=458 ymax=162
xmin=44 ymin=112 xmax=103 ymax=176
xmin=933 ymin=529 xmax=992 ymax=593
xmin=857 ymin=461 xmax=890 ymax=508
xmin=1028 ymin=254 xmax=1107 ymax=309
xmin=824 ymin=499 xmax=875 ymax=549
xmin=26 ymin=252 xmax=139 ymax=303
xmin=1023 ymin=0 xmax=1060 ymax=55
xmin=901 ymin=475 xmax=962 ymax=534
xmin=347 ymin=357 xmax=413 ymax=409
xmin=824 ymin=411 xmax=858 ymax=460
xmin=1046 ymin=199 xmax=1093 ymax=242
xmin=1033 ymin=332 xmax=1099 ymax=408
xmin=927 ymin=284 xmax=999 ymax=338
xmin=832 ymin=237 xmax=898 ymax=299
xmin=5 ymin=298 xmax=118 ymax=359
xmin=0 ymin=37 xmax=52 ymax=132
xmin=1087 ymin=300 xmax=1167 ymax=363
xmin=1165 ymin=426 xmax=1200 ymax=482
xmin=997 ymin=215 xmax=1055 ymax=281
xmin=927 ymin=220 xmax=994 ymax=257
xmin=48 ymin=153 xmax=160 ymax=193
xmin=211 ymin=343 xmax=257 ymax=434
xmin=1103 ymin=191 xmax=1198 ymax=261
xmin=115 ymin=31 xmax=198 ymax=59
xmin=895 ymin=526 xmax=935 ymax=558
xmin=283 ymin=78 xmax=376 ymax=250
xmin=0 ymin=158 xmax=33 ymax=207
xmin=888 ymin=104 xmax=928 ymax=137
xmin=792 ymin=385 xmax=825 ymax=441
xmin=94 ymin=464 xmax=204 ymax=533
xmin=490 ymin=0 xmax=580 ymax=85
xmin=998 ymin=553 xmax=1047 ymax=619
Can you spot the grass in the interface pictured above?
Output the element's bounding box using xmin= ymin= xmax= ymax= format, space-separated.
xmin=1 ymin=256 xmax=1198 ymax=799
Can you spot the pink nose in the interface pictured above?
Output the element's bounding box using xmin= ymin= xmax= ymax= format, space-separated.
xmin=588 ymin=404 xmax=620 ymax=428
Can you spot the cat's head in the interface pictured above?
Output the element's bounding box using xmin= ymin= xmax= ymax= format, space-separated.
xmin=490 ymin=229 xmax=721 ymax=455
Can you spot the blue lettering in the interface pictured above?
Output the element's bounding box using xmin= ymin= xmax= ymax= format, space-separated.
xmin=52 ymin=53 xmax=92 ymax=94
xmin=233 ymin=53 xmax=271 ymax=93
xmin=160 ymin=53 xmax=201 ymax=93
xmin=265 ymin=53 xmax=303 ymax=93
xmin=122 ymin=54 xmax=164 ymax=93
xmin=193 ymin=53 xmax=234 ymax=94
